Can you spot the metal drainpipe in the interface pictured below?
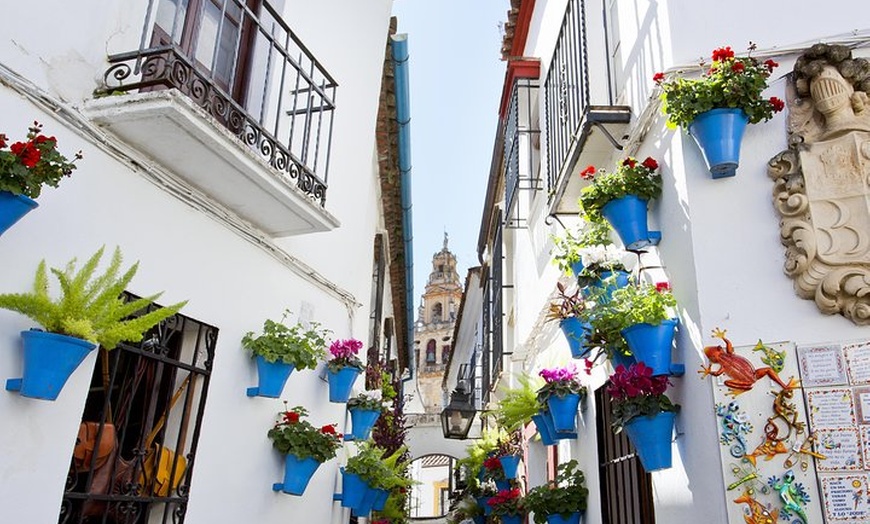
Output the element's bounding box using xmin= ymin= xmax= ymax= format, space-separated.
xmin=391 ymin=34 xmax=415 ymax=383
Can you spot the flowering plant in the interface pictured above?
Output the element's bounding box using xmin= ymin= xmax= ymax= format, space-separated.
xmin=326 ymin=338 xmax=365 ymax=372
xmin=536 ymin=364 xmax=586 ymax=402
xmin=524 ymin=460 xmax=589 ymax=523
xmin=487 ymin=488 xmax=526 ymax=516
xmin=655 ymin=45 xmax=784 ymax=129
xmin=574 ymin=243 xmax=629 ymax=288
xmin=345 ymin=442 xmax=404 ymax=490
xmin=242 ymin=311 xmax=328 ymax=369
xmin=267 ymin=405 xmax=343 ymax=462
xmin=0 ymin=121 xmax=81 ymax=198
xmin=347 ymin=389 xmax=386 ymax=411
xmin=545 ymin=282 xmax=589 ymax=322
xmin=550 ymin=219 xmax=614 ymax=274
xmin=578 ymin=157 xmax=662 ymax=223
xmin=482 ymin=456 xmax=507 ymax=482
xmin=609 ymin=281 xmax=676 ymax=328
xmin=607 ymin=362 xmax=680 ymax=432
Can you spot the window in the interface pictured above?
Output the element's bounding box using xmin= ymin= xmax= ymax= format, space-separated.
xmin=368 ymin=234 xmax=386 ymax=364
xmin=59 ymin=300 xmax=217 ymax=524
xmin=425 ymin=339 xmax=436 ymax=364
xmin=441 ymin=345 xmax=451 ymax=364
xmin=432 ymin=303 xmax=443 ymax=323
xmin=595 ymin=385 xmax=655 ymax=524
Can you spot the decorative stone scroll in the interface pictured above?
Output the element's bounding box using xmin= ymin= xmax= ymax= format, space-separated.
xmin=768 ymin=44 xmax=870 ymax=325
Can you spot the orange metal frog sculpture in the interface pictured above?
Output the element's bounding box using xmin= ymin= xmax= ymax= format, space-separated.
xmin=699 ymin=329 xmax=797 ymax=396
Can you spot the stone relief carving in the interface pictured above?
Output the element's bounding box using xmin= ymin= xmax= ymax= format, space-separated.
xmin=768 ymin=44 xmax=870 ymax=324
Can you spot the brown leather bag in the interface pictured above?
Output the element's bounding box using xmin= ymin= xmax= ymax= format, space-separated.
xmin=74 ymin=422 xmax=117 ymax=473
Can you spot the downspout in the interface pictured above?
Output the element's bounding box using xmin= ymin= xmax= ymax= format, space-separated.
xmin=391 ymin=34 xmax=415 ymax=383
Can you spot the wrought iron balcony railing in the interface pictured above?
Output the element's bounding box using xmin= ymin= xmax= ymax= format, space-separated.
xmin=504 ymin=74 xmax=541 ymax=228
xmin=99 ymin=0 xmax=336 ymax=206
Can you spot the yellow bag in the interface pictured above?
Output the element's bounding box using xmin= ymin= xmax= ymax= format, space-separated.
xmin=141 ymin=444 xmax=187 ymax=497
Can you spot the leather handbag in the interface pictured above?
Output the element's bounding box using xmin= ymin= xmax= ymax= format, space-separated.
xmin=73 ymin=422 xmax=117 ymax=473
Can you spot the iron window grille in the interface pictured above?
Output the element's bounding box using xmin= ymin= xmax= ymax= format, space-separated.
xmin=504 ymin=76 xmax=541 ymax=229
xmin=99 ymin=0 xmax=337 ymax=206
xmin=59 ymin=298 xmax=217 ymax=524
xmin=490 ymin=217 xmax=504 ymax=383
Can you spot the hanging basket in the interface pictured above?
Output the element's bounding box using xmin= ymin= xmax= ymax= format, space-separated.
xmin=546 ymin=512 xmax=582 ymax=524
xmin=246 ymin=355 xmax=295 ymax=397
xmin=498 ymin=454 xmax=522 ymax=480
xmin=5 ymin=330 xmax=96 ymax=401
xmin=0 ymin=191 xmax=38 ymax=237
xmin=559 ymin=317 xmax=591 ymax=359
xmin=620 ymin=318 xmax=681 ymax=376
xmin=601 ymin=195 xmax=661 ymax=250
xmin=340 ymin=469 xmax=370 ymax=509
xmin=271 ymin=454 xmax=320 ymax=495
xmin=348 ymin=407 xmax=381 ymax=441
xmin=623 ymin=411 xmax=676 ymax=471
xmin=327 ymin=366 xmax=361 ymax=403
xmin=687 ymin=108 xmax=749 ymax=179
xmin=546 ymin=393 xmax=581 ymax=434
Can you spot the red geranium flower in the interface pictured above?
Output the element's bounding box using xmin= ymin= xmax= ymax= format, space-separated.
xmin=711 ymin=46 xmax=734 ymax=62
xmin=764 ymin=59 xmax=778 ymax=72
xmin=622 ymin=158 xmax=636 ymax=168
xmin=320 ymin=424 xmax=337 ymax=435
xmin=653 ymin=72 xmax=665 ymax=83
xmin=483 ymin=457 xmax=502 ymax=470
xmin=283 ymin=411 xmax=300 ymax=424
xmin=641 ymin=157 xmax=658 ymax=170
xmin=10 ymin=141 xmax=41 ymax=168
xmin=580 ymin=165 xmax=596 ymax=180
xmin=731 ymin=62 xmax=745 ymax=73
xmin=0 ymin=134 xmax=6 ymax=149
xmin=769 ymin=96 xmax=785 ymax=112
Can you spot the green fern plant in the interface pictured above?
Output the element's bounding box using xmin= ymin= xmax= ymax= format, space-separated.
xmin=488 ymin=374 xmax=544 ymax=432
xmin=0 ymin=246 xmax=187 ymax=349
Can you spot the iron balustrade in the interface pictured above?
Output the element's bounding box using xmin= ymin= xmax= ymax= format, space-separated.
xmin=99 ymin=0 xmax=337 ymax=206
xmin=490 ymin=218 xmax=504 ymax=384
xmin=504 ymin=76 xmax=541 ymax=228
xmin=544 ymin=0 xmax=590 ymax=199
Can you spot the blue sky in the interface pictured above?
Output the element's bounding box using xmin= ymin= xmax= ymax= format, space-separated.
xmin=391 ymin=0 xmax=509 ymax=308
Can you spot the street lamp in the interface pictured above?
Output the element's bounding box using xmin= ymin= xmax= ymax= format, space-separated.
xmin=440 ymin=387 xmax=476 ymax=439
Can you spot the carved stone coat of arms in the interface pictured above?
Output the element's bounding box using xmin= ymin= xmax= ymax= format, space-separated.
xmin=769 ymin=44 xmax=870 ymax=324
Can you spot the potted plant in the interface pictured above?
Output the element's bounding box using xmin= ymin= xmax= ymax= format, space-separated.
xmin=482 ymin=455 xmax=513 ymax=492
xmin=489 ymin=374 xmax=544 ymax=433
xmin=608 ymin=362 xmax=680 ymax=471
xmin=487 ymin=487 xmax=527 ymax=524
xmin=575 ymin=242 xmax=632 ymax=300
xmin=0 ymin=121 xmax=81 ymax=235
xmin=655 ymin=45 xmax=784 ymax=178
xmin=268 ymin=405 xmax=343 ymax=495
xmin=578 ymin=157 xmax=662 ymax=250
xmin=546 ymin=282 xmax=592 ymax=359
xmin=342 ymin=442 xmax=396 ymax=516
xmin=609 ymin=281 xmax=680 ymax=376
xmin=525 ymin=460 xmax=589 ymax=524
xmin=536 ymin=365 xmax=586 ymax=435
xmin=550 ymin=224 xmax=586 ymax=277
xmin=447 ymin=495 xmax=486 ymax=524
xmin=325 ymin=337 xmax=365 ymax=402
xmin=242 ymin=311 xmax=328 ymax=398
xmin=0 ymin=246 xmax=186 ymax=400
xmin=493 ymin=431 xmax=523 ymax=480
xmin=346 ymin=389 xmax=387 ymax=441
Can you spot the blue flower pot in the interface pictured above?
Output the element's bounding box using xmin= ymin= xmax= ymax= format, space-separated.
xmin=585 ymin=270 xmax=631 ymax=302
xmin=532 ymin=413 xmax=557 ymax=446
xmin=272 ymin=454 xmax=320 ymax=495
xmin=477 ymin=496 xmax=493 ymax=516
xmin=495 ymin=479 xmax=511 ymax=491
xmin=474 ymin=515 xmax=486 ymax=524
xmin=502 ymin=514 xmax=524 ymax=524
xmin=559 ymin=317 xmax=591 ymax=359
xmin=610 ymin=350 xmax=636 ymax=371
xmin=601 ymin=195 xmax=661 ymax=250
xmin=246 ymin=355 xmax=295 ymax=397
xmin=0 ymin=191 xmax=38 ymax=236
xmin=340 ymin=469 xmax=370 ymax=509
xmin=570 ymin=260 xmax=585 ymax=278
xmin=688 ymin=108 xmax=749 ymax=179
xmin=620 ymin=318 xmax=680 ymax=376
xmin=352 ymin=487 xmax=379 ymax=517
xmin=499 ymin=454 xmax=521 ymax=480
xmin=348 ymin=407 xmax=381 ymax=441
xmin=546 ymin=512 xmax=582 ymax=524
xmin=547 ymin=393 xmax=581 ymax=434
xmin=327 ymin=366 xmax=361 ymax=403
xmin=623 ymin=411 xmax=676 ymax=471
xmin=371 ymin=487 xmax=389 ymax=511
xmin=5 ymin=330 xmax=96 ymax=400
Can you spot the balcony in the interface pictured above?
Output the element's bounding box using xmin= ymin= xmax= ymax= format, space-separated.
xmin=84 ymin=0 xmax=339 ymax=236
xmin=502 ymin=60 xmax=541 ymax=229
xmin=544 ymin=0 xmax=631 ymax=216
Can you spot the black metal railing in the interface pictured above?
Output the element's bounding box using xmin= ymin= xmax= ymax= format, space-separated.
xmin=504 ymin=76 xmax=541 ymax=228
xmin=59 ymin=304 xmax=217 ymax=524
xmin=99 ymin=0 xmax=336 ymax=206
xmin=490 ymin=218 xmax=504 ymax=383
xmin=544 ymin=0 xmax=590 ymax=198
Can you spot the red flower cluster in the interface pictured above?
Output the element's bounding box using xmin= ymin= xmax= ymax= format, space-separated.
xmin=769 ymin=96 xmax=785 ymax=112
xmin=641 ymin=157 xmax=658 ymax=170
xmin=10 ymin=141 xmax=41 ymax=168
xmin=653 ymin=72 xmax=665 ymax=83
xmin=622 ymin=158 xmax=637 ymax=168
xmin=487 ymin=488 xmax=522 ymax=508
xmin=712 ymin=46 xmax=735 ymax=62
xmin=283 ymin=411 xmax=300 ymax=424
xmin=320 ymin=424 xmax=338 ymax=435
xmin=483 ymin=457 xmax=503 ymax=471
xmin=764 ymin=59 xmax=778 ymax=72
xmin=607 ymin=362 xmax=670 ymax=400
xmin=0 ymin=134 xmax=6 ymax=149
xmin=731 ymin=62 xmax=745 ymax=74
xmin=580 ymin=165 xmax=596 ymax=180
xmin=655 ymin=281 xmax=670 ymax=293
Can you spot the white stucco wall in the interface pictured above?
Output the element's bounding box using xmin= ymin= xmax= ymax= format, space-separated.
xmin=0 ymin=1 xmax=394 ymax=523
